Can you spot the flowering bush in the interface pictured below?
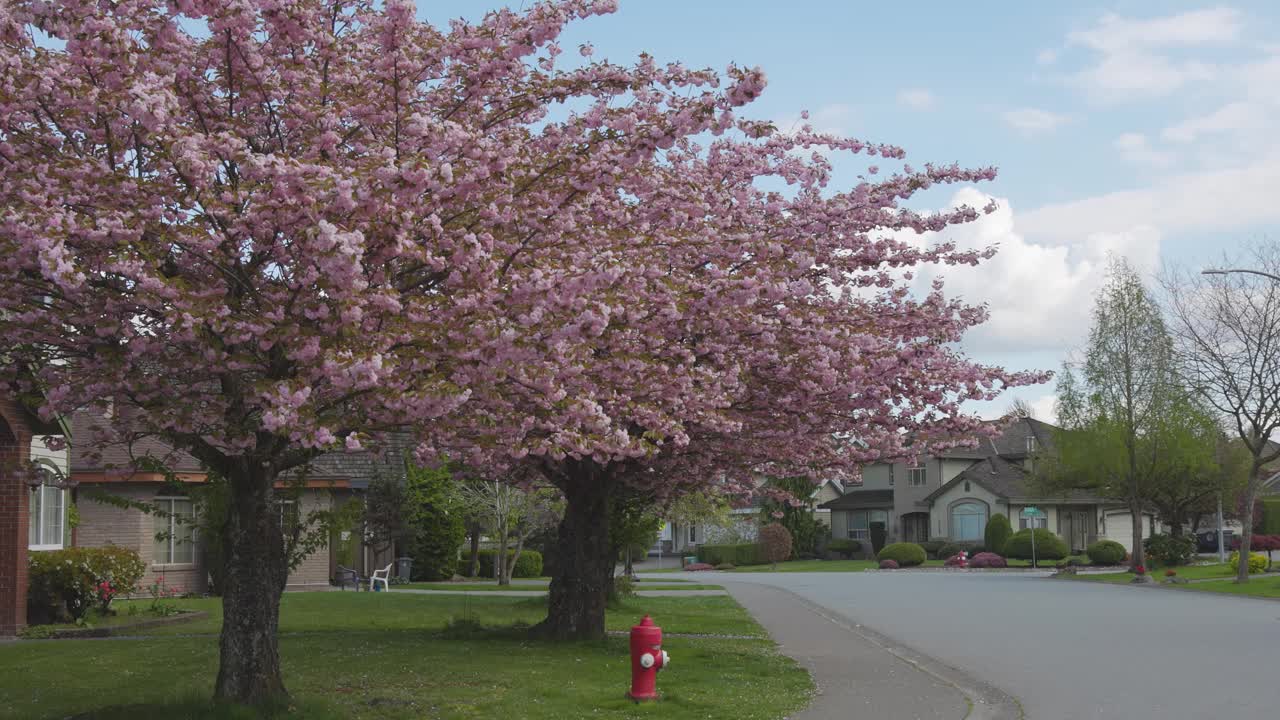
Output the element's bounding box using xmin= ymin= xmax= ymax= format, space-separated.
xmin=879 ymin=559 xmax=899 ymax=570
xmin=1133 ymin=565 xmax=1146 ymax=575
xmin=147 ymin=575 xmax=183 ymax=616
xmin=1228 ymin=551 xmax=1267 ymax=575
xmin=682 ymin=562 xmax=715 ymax=572
xmin=27 ymin=546 xmax=146 ymax=624
xmin=944 ymin=552 xmax=969 ymax=568
xmin=968 ymin=552 xmax=1007 ymax=569
xmin=1143 ymin=534 xmax=1196 ymax=567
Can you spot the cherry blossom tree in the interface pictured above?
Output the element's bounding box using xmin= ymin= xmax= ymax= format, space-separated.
xmin=0 ymin=0 xmax=1046 ymax=699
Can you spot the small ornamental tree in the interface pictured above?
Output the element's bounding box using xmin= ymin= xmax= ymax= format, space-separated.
xmin=984 ymin=514 xmax=1013 ymax=556
xmin=759 ymin=523 xmax=793 ymax=570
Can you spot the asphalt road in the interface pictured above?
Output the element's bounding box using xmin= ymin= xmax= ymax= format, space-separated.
xmin=706 ymin=571 xmax=1280 ymax=720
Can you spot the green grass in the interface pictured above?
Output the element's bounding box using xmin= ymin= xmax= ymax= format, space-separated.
xmin=1171 ymin=576 xmax=1280 ymax=598
xmin=1065 ymin=563 xmax=1239 ymax=585
xmin=1 ymin=593 xmax=809 ymax=720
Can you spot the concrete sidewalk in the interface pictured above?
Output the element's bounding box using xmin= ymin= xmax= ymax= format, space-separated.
xmin=719 ymin=581 xmax=1020 ymax=720
xmin=393 ymin=588 xmax=727 ymax=598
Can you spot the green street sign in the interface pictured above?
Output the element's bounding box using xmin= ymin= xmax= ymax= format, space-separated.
xmin=1022 ymin=507 xmax=1045 ymax=517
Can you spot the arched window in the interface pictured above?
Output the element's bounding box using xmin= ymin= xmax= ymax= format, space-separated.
xmin=950 ymin=502 xmax=987 ymax=541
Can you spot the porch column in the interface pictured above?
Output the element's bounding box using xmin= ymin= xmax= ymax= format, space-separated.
xmin=0 ymin=404 xmax=32 ymax=637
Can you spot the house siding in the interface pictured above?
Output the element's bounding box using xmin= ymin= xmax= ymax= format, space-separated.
xmin=75 ymin=483 xmax=336 ymax=594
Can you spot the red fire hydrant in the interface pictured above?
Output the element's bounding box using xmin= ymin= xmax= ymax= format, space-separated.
xmin=627 ymin=615 xmax=669 ymax=701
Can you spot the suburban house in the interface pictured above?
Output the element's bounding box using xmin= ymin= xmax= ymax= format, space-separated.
xmin=821 ymin=416 xmax=1160 ymax=554
xmin=64 ymin=408 xmax=402 ymax=594
xmin=2 ymin=386 xmax=69 ymax=636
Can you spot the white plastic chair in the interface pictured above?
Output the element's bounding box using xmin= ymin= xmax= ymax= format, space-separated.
xmin=369 ymin=563 xmax=393 ymax=592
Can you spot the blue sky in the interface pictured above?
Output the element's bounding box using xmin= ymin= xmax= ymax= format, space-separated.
xmin=432 ymin=2 xmax=1280 ymax=420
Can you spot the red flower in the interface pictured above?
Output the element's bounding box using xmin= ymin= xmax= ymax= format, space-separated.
xmin=1134 ymin=565 xmax=1146 ymax=575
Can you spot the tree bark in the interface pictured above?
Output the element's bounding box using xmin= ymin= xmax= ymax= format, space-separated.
xmin=1129 ymin=500 xmax=1146 ymax=571
xmin=532 ymin=460 xmax=613 ymax=640
xmin=214 ymin=461 xmax=289 ymax=705
xmin=1237 ymin=478 xmax=1258 ymax=584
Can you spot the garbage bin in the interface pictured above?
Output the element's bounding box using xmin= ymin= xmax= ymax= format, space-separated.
xmin=396 ymin=557 xmax=413 ymax=581
xmin=682 ymin=556 xmax=697 ymax=568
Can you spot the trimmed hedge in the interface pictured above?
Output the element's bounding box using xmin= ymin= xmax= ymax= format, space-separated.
xmin=698 ymin=543 xmax=764 ymax=566
xmin=937 ymin=541 xmax=982 ymax=559
xmin=476 ymin=549 xmax=543 ymax=578
xmin=984 ymin=514 xmax=1013 ymax=558
xmin=28 ymin=546 xmax=146 ymax=624
xmin=1261 ymin=499 xmax=1280 ymax=535
xmin=826 ymin=538 xmax=861 ymax=558
xmin=877 ymin=542 xmax=926 ymax=567
xmin=1086 ymin=540 xmax=1127 ymax=566
xmin=919 ymin=540 xmax=945 ymax=558
xmin=1004 ymin=529 xmax=1069 ymax=563
xmin=969 ymin=552 xmax=1008 ymax=568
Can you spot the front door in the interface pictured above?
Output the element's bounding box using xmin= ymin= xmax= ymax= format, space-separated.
xmin=901 ymin=513 xmax=929 ymax=543
xmin=1063 ymin=509 xmax=1095 ymax=553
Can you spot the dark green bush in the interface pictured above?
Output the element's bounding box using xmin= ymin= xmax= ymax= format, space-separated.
xmin=1004 ymin=529 xmax=1069 ymax=563
xmin=984 ymin=514 xmax=1013 ymax=557
xmin=1086 ymin=539 xmax=1127 ymax=566
xmin=698 ymin=543 xmax=763 ymax=566
xmin=826 ymin=538 xmax=860 ymax=557
xmin=477 ymin=549 xmax=543 ymax=578
xmin=28 ymin=546 xmax=145 ymax=624
xmin=877 ymin=542 xmax=926 ymax=567
xmin=1263 ymin=499 xmax=1280 ymax=535
xmin=920 ymin=540 xmax=945 ymax=558
xmin=936 ymin=541 xmax=981 ymax=559
xmin=1143 ymin=533 xmax=1196 ymax=567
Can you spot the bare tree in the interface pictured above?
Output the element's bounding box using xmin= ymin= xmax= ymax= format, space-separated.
xmin=460 ymin=480 xmax=562 ymax=585
xmin=1164 ymin=242 xmax=1280 ymax=583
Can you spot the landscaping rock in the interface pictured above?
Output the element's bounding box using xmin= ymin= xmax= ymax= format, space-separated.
xmin=1129 ymin=574 xmax=1156 ymax=584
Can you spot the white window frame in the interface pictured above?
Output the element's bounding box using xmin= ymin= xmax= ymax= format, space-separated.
xmin=1019 ymin=515 xmax=1048 ymax=530
xmin=1026 ymin=436 xmax=1037 ymax=453
xmin=888 ymin=465 xmax=894 ymax=487
xmin=909 ymin=467 xmax=927 ymax=487
xmin=847 ymin=509 xmax=888 ymax=540
xmin=28 ymin=482 xmax=66 ymax=551
xmin=153 ymin=496 xmax=196 ymax=567
xmin=950 ymin=502 xmax=987 ymax=541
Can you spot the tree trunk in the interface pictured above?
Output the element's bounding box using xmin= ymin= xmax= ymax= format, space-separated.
xmin=504 ymin=534 xmax=526 ymax=586
xmin=532 ymin=460 xmax=613 ymax=641
xmin=1129 ymin=501 xmax=1145 ymax=571
xmin=214 ymin=462 xmax=289 ymax=705
xmin=466 ymin=521 xmax=481 ymax=577
xmin=1237 ymin=484 xmax=1258 ymax=584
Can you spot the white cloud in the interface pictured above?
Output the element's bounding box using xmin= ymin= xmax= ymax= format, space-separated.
xmin=897 ymin=88 xmax=936 ymax=111
xmin=1162 ymin=101 xmax=1267 ymax=144
xmin=778 ymin=103 xmax=854 ymax=136
xmin=907 ymin=188 xmax=1161 ymax=354
xmin=1019 ymin=153 xmax=1280 ymax=245
xmin=1114 ymin=132 xmax=1175 ymax=168
xmin=1002 ymin=108 xmax=1071 ymax=135
xmin=1066 ymin=8 xmax=1240 ymax=101
xmin=1036 ymin=49 xmax=1058 ymax=66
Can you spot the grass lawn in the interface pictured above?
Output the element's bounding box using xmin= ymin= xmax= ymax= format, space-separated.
xmin=0 ymin=593 xmax=810 ymax=720
xmin=1170 ymin=576 xmax=1280 ymax=598
xmin=1065 ymin=563 xmax=1238 ymax=585
xmin=1065 ymin=564 xmax=1280 ymax=598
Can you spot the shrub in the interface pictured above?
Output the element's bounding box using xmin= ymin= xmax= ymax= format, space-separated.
xmin=879 ymin=559 xmax=899 ymax=569
xmin=826 ymin=538 xmax=860 ymax=558
xmin=919 ymin=540 xmax=945 ymax=558
xmin=683 ymin=562 xmax=715 ymax=571
xmin=28 ymin=546 xmax=146 ymax=624
xmin=936 ymin=541 xmax=981 ymax=560
xmin=476 ymin=549 xmax=543 ymax=578
xmin=869 ymin=521 xmax=887 ymax=555
xmin=1003 ymin=529 xmax=1069 ymax=564
xmin=877 ymin=542 xmax=926 ymax=567
xmin=608 ymin=575 xmax=637 ymax=605
xmin=969 ymin=552 xmax=1007 ymax=568
xmin=984 ymin=514 xmax=1013 ymax=557
xmin=760 ymin=523 xmax=794 ymax=569
xmin=714 ymin=563 xmax=736 ymax=571
xmin=1086 ymin=540 xmax=1127 ymax=566
xmin=1262 ymin=499 xmax=1280 ymax=535
xmin=698 ymin=543 xmax=763 ymax=566
xmin=1164 ymin=569 xmax=1177 ymax=577
xmin=1251 ymin=534 xmax=1280 ymax=568
xmin=1229 ymin=551 xmax=1267 ymax=575
xmin=1143 ymin=534 xmax=1196 ymax=567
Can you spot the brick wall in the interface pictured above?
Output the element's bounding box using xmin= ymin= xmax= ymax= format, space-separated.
xmin=0 ymin=397 xmax=32 ymax=636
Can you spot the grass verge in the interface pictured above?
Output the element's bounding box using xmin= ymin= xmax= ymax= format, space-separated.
xmin=1 ymin=593 xmax=809 ymax=720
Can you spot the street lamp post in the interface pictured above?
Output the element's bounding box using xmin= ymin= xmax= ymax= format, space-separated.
xmin=1202 ymin=268 xmax=1280 ymax=282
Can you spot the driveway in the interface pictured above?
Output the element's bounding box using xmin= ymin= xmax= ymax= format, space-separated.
xmin=703 ymin=571 xmax=1280 ymax=720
